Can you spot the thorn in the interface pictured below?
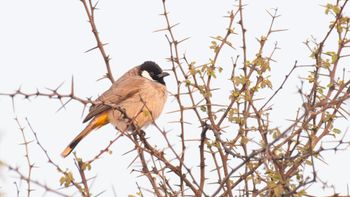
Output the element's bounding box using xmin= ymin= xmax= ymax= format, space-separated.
xmin=35 ymin=88 xmax=40 ymax=97
xmin=84 ymin=43 xmax=108 ymax=53
xmin=178 ymin=37 xmax=190 ymax=44
xmin=81 ymin=104 xmax=87 ymax=119
xmin=27 ymin=140 xmax=34 ymax=145
xmin=23 ymin=94 xmax=30 ymax=100
xmin=153 ymin=27 xmax=169 ymax=33
xmin=31 ymin=163 xmax=39 ymax=169
xmin=16 ymin=85 xmax=22 ymax=94
xmin=127 ymin=153 xmax=139 ymax=169
xmin=165 ymin=57 xmax=173 ymax=62
xmin=71 ymin=76 xmax=75 ymax=96
xmin=165 ymin=34 xmax=171 ymax=43
xmin=270 ymin=29 xmax=288 ymax=33
xmin=169 ymin=23 xmax=180 ymax=30
xmin=86 ymin=96 xmax=93 ymax=103
xmin=93 ymin=0 xmax=100 ymax=9
xmin=123 ymin=147 xmax=136 ymax=157
xmin=159 ymin=11 xmax=169 ymax=16
xmin=266 ymin=9 xmax=274 ymax=18
xmin=56 ymin=81 xmax=65 ymax=91
xmin=11 ymin=96 xmax=16 ymax=113
xmin=97 ymin=75 xmax=107 ymax=82
xmin=46 ymin=81 xmax=65 ymax=93
xmin=56 ymin=98 xmax=72 ymax=113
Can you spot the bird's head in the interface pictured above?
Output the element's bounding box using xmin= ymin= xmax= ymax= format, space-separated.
xmin=139 ymin=61 xmax=170 ymax=85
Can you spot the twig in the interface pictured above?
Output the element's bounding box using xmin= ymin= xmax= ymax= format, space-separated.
xmin=3 ymin=162 xmax=70 ymax=197
xmin=15 ymin=118 xmax=33 ymax=197
xmin=80 ymin=0 xmax=114 ymax=82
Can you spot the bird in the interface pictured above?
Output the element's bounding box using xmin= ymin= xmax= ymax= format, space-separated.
xmin=61 ymin=61 xmax=169 ymax=157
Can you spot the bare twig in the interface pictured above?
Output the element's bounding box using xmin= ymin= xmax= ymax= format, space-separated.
xmin=80 ymin=0 xmax=114 ymax=82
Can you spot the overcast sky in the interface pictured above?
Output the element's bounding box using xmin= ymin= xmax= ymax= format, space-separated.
xmin=1 ymin=0 xmax=350 ymax=196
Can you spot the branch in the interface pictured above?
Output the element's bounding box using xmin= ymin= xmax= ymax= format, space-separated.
xmin=80 ymin=0 xmax=114 ymax=83
xmin=2 ymin=162 xmax=70 ymax=197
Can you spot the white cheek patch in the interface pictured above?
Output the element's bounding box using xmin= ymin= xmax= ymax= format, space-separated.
xmin=141 ymin=70 xmax=153 ymax=80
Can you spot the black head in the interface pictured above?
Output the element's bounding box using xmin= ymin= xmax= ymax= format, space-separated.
xmin=140 ymin=61 xmax=169 ymax=85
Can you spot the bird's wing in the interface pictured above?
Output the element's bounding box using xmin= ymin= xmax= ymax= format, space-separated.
xmin=83 ymin=76 xmax=146 ymax=123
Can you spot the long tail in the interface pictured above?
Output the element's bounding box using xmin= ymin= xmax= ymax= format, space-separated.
xmin=61 ymin=112 xmax=109 ymax=157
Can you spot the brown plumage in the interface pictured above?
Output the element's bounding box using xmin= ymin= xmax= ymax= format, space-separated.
xmin=61 ymin=61 xmax=169 ymax=157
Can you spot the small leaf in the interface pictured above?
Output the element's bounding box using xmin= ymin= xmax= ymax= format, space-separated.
xmin=240 ymin=136 xmax=249 ymax=144
xmin=305 ymin=159 xmax=312 ymax=166
xmin=333 ymin=128 xmax=341 ymax=134
xmin=142 ymin=109 xmax=151 ymax=117
xmin=185 ymin=79 xmax=191 ymax=86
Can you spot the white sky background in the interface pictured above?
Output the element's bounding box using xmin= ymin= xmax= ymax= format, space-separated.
xmin=0 ymin=0 xmax=350 ymax=196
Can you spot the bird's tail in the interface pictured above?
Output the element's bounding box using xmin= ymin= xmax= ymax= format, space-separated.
xmin=61 ymin=112 xmax=109 ymax=158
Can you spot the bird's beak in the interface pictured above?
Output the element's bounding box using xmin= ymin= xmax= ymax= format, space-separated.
xmin=157 ymin=72 xmax=170 ymax=78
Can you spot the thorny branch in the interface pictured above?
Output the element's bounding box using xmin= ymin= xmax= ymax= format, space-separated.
xmin=1 ymin=162 xmax=70 ymax=197
xmin=2 ymin=0 xmax=350 ymax=196
xmin=80 ymin=0 xmax=114 ymax=83
xmin=14 ymin=118 xmax=33 ymax=197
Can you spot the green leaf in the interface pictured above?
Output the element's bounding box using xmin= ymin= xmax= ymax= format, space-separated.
xmin=325 ymin=3 xmax=340 ymax=15
xmin=185 ymin=79 xmax=191 ymax=86
xmin=59 ymin=171 xmax=75 ymax=187
xmin=333 ymin=128 xmax=341 ymax=134
xmin=305 ymin=159 xmax=312 ymax=166
xmin=240 ymin=136 xmax=249 ymax=144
